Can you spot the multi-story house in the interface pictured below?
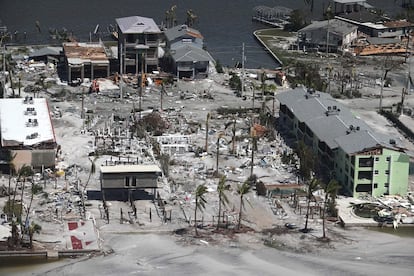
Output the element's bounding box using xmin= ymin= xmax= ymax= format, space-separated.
xmin=276 ymin=87 xmax=409 ymax=198
xmin=297 ymin=19 xmax=358 ymax=53
xmin=115 ymin=16 xmax=163 ymax=74
xmin=164 ymin=24 xmax=213 ymax=79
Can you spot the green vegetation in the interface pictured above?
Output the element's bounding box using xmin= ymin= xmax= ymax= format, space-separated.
xmin=194 ymin=184 xmax=208 ymax=236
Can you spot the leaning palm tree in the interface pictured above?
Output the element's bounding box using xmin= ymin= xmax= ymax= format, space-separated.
xmin=84 ymin=155 xmax=98 ymax=190
xmin=194 ymin=184 xmax=208 ymax=236
xmin=303 ymin=177 xmax=319 ymax=233
xmin=23 ymin=183 xmax=43 ymax=236
xmin=216 ymin=176 xmax=229 ymax=230
xmin=237 ymin=181 xmax=252 ymax=230
xmin=322 ymin=179 xmax=340 ymax=239
xmin=11 ymin=165 xmax=33 ymax=220
xmin=81 ymin=155 xmax=98 ymax=218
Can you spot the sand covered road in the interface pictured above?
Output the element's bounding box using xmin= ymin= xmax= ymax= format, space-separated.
xmin=3 ymin=228 xmax=412 ymax=276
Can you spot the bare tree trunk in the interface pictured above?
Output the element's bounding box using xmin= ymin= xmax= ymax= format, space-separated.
xmin=217 ymin=195 xmax=222 ymax=230
xmin=304 ymin=193 xmax=311 ymax=232
xmin=238 ymin=195 xmax=243 ymax=230
xmin=322 ymin=193 xmax=329 ymax=239
xmin=194 ymin=196 xmax=198 ymax=236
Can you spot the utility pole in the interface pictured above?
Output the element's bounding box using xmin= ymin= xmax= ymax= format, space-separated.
xmin=326 ymin=5 xmax=331 ymax=94
xmin=379 ymin=72 xmax=384 ymax=112
xmin=120 ymin=41 xmax=123 ymax=100
xmin=241 ymin=43 xmax=245 ymax=97
xmin=139 ymin=51 xmax=144 ymax=121
xmin=379 ymin=56 xmax=389 ymax=112
xmin=2 ymin=43 xmax=6 ymax=98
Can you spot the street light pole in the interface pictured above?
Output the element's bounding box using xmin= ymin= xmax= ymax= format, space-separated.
xmin=216 ymin=133 xmax=225 ymax=177
xmin=326 ymin=4 xmax=332 ymax=94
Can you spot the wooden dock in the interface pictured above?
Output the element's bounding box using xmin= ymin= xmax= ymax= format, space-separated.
xmin=252 ymin=17 xmax=286 ymax=28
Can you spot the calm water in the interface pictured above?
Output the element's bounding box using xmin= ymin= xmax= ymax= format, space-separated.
xmin=0 ymin=1 xmax=403 ymax=69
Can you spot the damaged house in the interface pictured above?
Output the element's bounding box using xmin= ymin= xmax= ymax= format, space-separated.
xmin=0 ymin=97 xmax=57 ymax=172
xmin=100 ymin=164 xmax=162 ymax=201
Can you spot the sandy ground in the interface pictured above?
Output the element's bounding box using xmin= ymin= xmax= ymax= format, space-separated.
xmin=1 ymin=228 xmax=413 ymax=276
xmin=1 ymin=49 xmax=414 ymax=275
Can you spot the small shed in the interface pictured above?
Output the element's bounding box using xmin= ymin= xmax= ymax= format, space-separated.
xmin=100 ymin=164 xmax=162 ymax=201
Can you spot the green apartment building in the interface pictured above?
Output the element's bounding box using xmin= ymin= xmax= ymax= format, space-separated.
xmin=276 ymin=87 xmax=409 ymax=198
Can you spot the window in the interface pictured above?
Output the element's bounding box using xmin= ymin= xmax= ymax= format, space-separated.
xmin=384 ymin=183 xmax=389 ymax=187
xmin=374 ymin=170 xmax=379 ymax=175
xmin=386 ymin=156 xmax=391 ymax=162
xmin=356 ymin=184 xmax=372 ymax=192
xmin=375 ymin=157 xmax=379 ymax=162
xmin=125 ymin=177 xmax=130 ymax=187
xmin=132 ymin=177 xmax=137 ymax=186
xmin=385 ymin=170 xmax=389 ymax=175
xmin=374 ymin=183 xmax=378 ymax=188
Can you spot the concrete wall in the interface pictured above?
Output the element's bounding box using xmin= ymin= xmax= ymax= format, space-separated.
xmin=11 ymin=149 xmax=55 ymax=171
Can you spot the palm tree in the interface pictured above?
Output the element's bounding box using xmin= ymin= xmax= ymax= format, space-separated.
xmin=302 ymin=177 xmax=319 ymax=233
xmin=85 ymin=155 xmax=98 ymax=189
xmin=321 ymin=179 xmax=340 ymax=239
xmin=23 ymin=183 xmax=43 ymax=236
xmin=216 ymin=176 xmax=229 ymax=230
xmin=304 ymin=0 xmax=314 ymax=12
xmin=28 ymin=222 xmax=41 ymax=248
xmin=81 ymin=155 xmax=98 ymax=218
xmin=165 ymin=5 xmax=177 ymax=28
xmin=19 ymin=166 xmax=34 ymax=222
xmin=35 ymin=21 xmax=41 ymax=33
xmin=224 ymin=117 xmax=237 ymax=155
xmin=295 ymin=140 xmax=315 ymax=182
xmin=237 ymin=181 xmax=252 ymax=230
xmin=215 ymin=132 xmax=226 ymax=176
xmin=186 ymin=9 xmax=198 ymax=27
xmin=11 ymin=165 xmax=33 ymax=220
xmin=194 ymin=184 xmax=208 ymax=236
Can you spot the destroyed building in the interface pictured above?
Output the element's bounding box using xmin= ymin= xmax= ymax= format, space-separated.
xmin=63 ymin=41 xmax=111 ymax=84
xmin=276 ymin=87 xmax=409 ymax=198
xmin=0 ymin=97 xmax=57 ymax=172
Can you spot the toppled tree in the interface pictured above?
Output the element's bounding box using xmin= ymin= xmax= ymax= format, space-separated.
xmin=131 ymin=111 xmax=169 ymax=138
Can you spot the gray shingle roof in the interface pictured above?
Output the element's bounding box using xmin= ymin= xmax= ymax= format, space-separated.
xmin=171 ymin=44 xmax=214 ymax=62
xmin=29 ymin=47 xmax=62 ymax=58
xmin=334 ymin=130 xmax=381 ymax=154
xmin=116 ymin=16 xmax=161 ymax=34
xmin=276 ymin=87 xmax=400 ymax=154
xmin=164 ymin=25 xmax=203 ymax=42
xmin=299 ymin=19 xmax=357 ymax=36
